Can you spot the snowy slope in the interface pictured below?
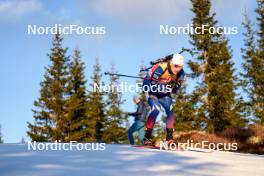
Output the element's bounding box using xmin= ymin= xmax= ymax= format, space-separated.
xmin=0 ymin=144 xmax=264 ymax=176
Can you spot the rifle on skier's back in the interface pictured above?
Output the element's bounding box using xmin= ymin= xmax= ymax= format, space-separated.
xmin=140 ymin=47 xmax=197 ymax=73
xmin=105 ymin=47 xmax=199 ymax=80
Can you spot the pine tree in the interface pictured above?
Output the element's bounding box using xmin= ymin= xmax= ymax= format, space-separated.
xmin=188 ymin=0 xmax=215 ymax=133
xmin=87 ymin=58 xmax=105 ymax=141
xmin=0 ymin=124 xmax=3 ymax=143
xmin=189 ymin=0 xmax=243 ymax=133
xmin=254 ymin=0 xmax=264 ymax=124
xmin=173 ymin=86 xmax=202 ymax=131
xmin=241 ymin=10 xmax=258 ymax=122
xmin=27 ymin=33 xmax=70 ymax=141
xmin=102 ymin=64 xmax=127 ymax=143
xmin=241 ymin=2 xmax=264 ymax=125
xmin=27 ymin=78 xmax=53 ymax=142
xmin=137 ymin=63 xmax=150 ymax=112
xmin=65 ymin=49 xmax=91 ymax=142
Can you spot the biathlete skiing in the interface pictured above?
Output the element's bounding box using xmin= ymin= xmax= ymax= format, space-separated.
xmin=142 ymin=53 xmax=185 ymax=146
xmin=104 ymin=51 xmax=188 ymax=147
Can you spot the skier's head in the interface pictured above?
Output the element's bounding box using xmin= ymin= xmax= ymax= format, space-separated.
xmin=133 ymin=96 xmax=141 ymax=104
xmin=170 ymin=53 xmax=184 ymax=74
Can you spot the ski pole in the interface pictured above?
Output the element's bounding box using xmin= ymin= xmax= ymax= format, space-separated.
xmin=104 ymin=72 xmax=144 ymax=79
xmin=104 ymin=72 xmax=195 ymax=79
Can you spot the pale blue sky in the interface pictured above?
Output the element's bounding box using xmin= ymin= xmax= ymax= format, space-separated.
xmin=0 ymin=0 xmax=258 ymax=142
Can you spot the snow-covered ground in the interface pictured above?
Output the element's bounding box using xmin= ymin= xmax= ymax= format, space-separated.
xmin=0 ymin=144 xmax=264 ymax=176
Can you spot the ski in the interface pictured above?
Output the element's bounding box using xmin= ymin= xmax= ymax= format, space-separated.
xmin=133 ymin=145 xmax=213 ymax=153
xmin=133 ymin=145 xmax=184 ymax=152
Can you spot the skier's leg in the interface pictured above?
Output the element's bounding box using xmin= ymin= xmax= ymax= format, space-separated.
xmin=146 ymin=96 xmax=161 ymax=129
xmin=128 ymin=122 xmax=137 ymax=145
xmin=144 ymin=96 xmax=161 ymax=145
xmin=159 ymin=96 xmax=174 ymax=142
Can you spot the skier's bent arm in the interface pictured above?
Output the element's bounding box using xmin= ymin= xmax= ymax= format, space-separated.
xmin=171 ymin=69 xmax=185 ymax=94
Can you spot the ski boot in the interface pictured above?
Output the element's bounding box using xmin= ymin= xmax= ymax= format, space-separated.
xmin=166 ymin=128 xmax=175 ymax=148
xmin=144 ymin=128 xmax=153 ymax=146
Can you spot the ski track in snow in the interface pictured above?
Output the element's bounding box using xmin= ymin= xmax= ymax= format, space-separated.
xmin=0 ymin=144 xmax=264 ymax=176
